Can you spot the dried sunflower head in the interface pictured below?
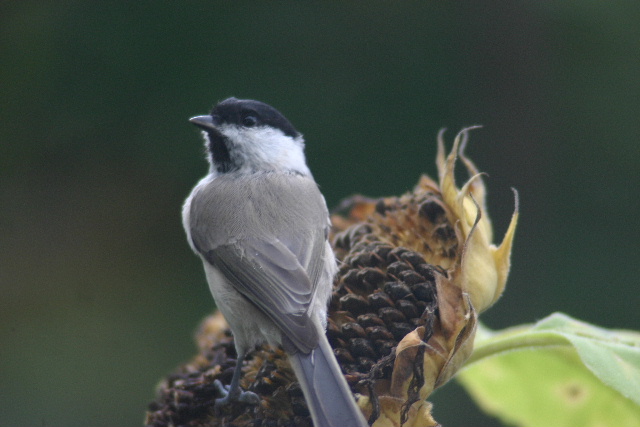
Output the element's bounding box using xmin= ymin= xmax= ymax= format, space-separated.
xmin=330 ymin=127 xmax=518 ymax=426
xmin=145 ymin=128 xmax=518 ymax=427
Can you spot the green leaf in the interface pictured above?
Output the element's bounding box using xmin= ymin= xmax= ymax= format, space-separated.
xmin=456 ymin=313 xmax=640 ymax=427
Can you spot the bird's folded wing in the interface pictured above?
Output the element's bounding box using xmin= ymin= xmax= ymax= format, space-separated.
xmin=203 ymin=237 xmax=320 ymax=353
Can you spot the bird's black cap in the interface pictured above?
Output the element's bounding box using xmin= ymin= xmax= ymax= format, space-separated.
xmin=204 ymin=97 xmax=299 ymax=138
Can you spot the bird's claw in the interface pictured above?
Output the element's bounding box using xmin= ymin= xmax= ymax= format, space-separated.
xmin=213 ymin=380 xmax=230 ymax=394
xmin=213 ymin=379 xmax=259 ymax=415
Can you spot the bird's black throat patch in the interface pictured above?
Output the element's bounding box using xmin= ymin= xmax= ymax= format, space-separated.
xmin=207 ymin=129 xmax=235 ymax=173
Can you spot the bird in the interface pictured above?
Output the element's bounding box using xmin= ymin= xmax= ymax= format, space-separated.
xmin=182 ymin=97 xmax=368 ymax=427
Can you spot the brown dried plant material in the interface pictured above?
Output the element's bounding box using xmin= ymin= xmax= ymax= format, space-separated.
xmin=145 ymin=128 xmax=518 ymax=427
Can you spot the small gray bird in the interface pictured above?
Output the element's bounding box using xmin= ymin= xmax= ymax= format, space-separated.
xmin=182 ymin=98 xmax=368 ymax=427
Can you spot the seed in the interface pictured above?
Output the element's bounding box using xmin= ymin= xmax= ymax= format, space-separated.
xmin=341 ymin=322 xmax=366 ymax=339
xmin=434 ymin=223 xmax=456 ymax=241
xmin=372 ymin=244 xmax=393 ymax=261
xmin=368 ymin=292 xmax=395 ymax=311
xmin=350 ymin=251 xmax=378 ymax=267
xmin=342 ymin=269 xmax=360 ymax=286
xmin=357 ymin=267 xmax=385 ymax=289
xmin=396 ymin=299 xmax=419 ymax=319
xmin=357 ymin=313 xmax=385 ymax=328
xmin=386 ymin=261 xmax=412 ymax=278
xmin=411 ymin=283 xmax=436 ymax=303
xmin=378 ymin=307 xmax=407 ymax=324
xmin=375 ymin=199 xmax=387 ymax=215
xmin=418 ymin=199 xmax=446 ymax=223
xmin=349 ymin=338 xmax=377 ymax=359
xmin=400 ymin=251 xmax=427 ymax=269
xmin=388 ymin=322 xmax=415 ymax=341
xmin=383 ymin=282 xmax=413 ymax=301
xmin=366 ymin=326 xmax=394 ymax=341
xmin=339 ymin=293 xmax=370 ymax=316
xmin=334 ymin=347 xmax=355 ymax=364
xmin=415 ymin=264 xmax=436 ymax=281
xmin=387 ymin=247 xmax=410 ymax=263
xmin=398 ymin=270 xmax=425 ymax=286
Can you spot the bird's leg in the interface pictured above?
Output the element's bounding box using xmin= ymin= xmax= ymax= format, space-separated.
xmin=213 ymin=352 xmax=260 ymax=412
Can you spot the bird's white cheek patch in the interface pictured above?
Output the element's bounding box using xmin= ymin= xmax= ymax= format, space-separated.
xmin=221 ymin=126 xmax=310 ymax=175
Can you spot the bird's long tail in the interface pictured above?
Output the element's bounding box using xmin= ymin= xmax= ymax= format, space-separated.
xmin=288 ymin=334 xmax=369 ymax=427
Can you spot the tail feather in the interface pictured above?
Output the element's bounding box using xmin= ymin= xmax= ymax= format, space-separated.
xmin=289 ymin=334 xmax=368 ymax=427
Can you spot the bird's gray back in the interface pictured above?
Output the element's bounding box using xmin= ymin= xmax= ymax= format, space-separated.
xmin=189 ymin=172 xmax=329 ymax=266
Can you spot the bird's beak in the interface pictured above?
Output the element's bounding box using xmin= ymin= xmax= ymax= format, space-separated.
xmin=189 ymin=115 xmax=217 ymax=131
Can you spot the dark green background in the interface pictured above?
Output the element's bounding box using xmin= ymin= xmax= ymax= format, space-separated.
xmin=1 ymin=2 xmax=638 ymax=426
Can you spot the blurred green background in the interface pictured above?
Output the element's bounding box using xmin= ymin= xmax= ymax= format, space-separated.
xmin=1 ymin=2 xmax=639 ymax=426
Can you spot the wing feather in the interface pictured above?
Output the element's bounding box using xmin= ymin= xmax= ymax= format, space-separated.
xmin=188 ymin=173 xmax=331 ymax=353
xmin=204 ymin=238 xmax=319 ymax=352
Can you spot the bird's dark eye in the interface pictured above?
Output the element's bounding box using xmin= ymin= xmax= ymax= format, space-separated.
xmin=242 ymin=115 xmax=258 ymax=127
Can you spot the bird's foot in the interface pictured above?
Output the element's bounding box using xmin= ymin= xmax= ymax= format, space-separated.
xmin=213 ymin=380 xmax=260 ymax=414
